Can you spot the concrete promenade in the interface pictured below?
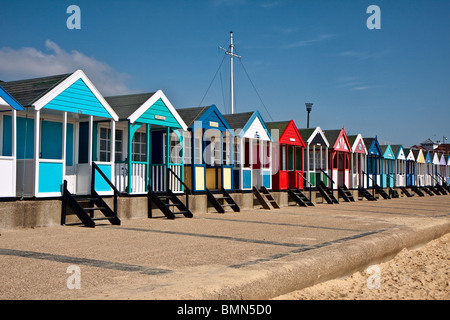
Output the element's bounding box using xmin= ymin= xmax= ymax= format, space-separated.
xmin=0 ymin=196 xmax=449 ymax=300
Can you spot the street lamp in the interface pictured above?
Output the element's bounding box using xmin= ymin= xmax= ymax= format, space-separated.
xmin=305 ymin=103 xmax=313 ymax=128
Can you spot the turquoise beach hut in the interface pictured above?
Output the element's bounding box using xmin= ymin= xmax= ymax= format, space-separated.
xmin=380 ymin=144 xmax=395 ymax=188
xmin=0 ymin=85 xmax=25 ymax=197
xmin=105 ymin=90 xmax=188 ymax=194
xmin=0 ymin=70 xmax=119 ymax=198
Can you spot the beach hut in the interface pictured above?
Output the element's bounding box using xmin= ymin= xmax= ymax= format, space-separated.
xmin=177 ymin=105 xmax=234 ymax=193
xmin=0 ymin=85 xmax=25 ymax=197
xmin=223 ymin=111 xmax=273 ymax=191
xmin=438 ymin=153 xmax=447 ymax=184
xmin=431 ymin=151 xmax=440 ymax=186
xmin=298 ymin=127 xmax=330 ymax=188
xmin=447 ymin=155 xmax=450 ymax=183
xmin=348 ymin=134 xmax=367 ymax=189
xmin=105 ymin=91 xmax=188 ymax=194
xmin=266 ymin=120 xmax=305 ymax=191
xmin=1 ymin=70 xmax=119 ymax=198
xmin=424 ymin=151 xmax=433 ymax=186
xmin=405 ymin=148 xmax=416 ymax=187
xmin=391 ymin=145 xmax=406 ymax=187
xmin=412 ymin=149 xmax=425 ymax=186
xmin=380 ymin=145 xmax=395 ymax=188
xmin=323 ymin=128 xmax=351 ymax=189
xmin=364 ymin=137 xmax=383 ymax=187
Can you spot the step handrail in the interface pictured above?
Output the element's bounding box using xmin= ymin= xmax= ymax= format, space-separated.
xmin=318 ymin=168 xmax=334 ymax=184
xmin=297 ymin=171 xmax=313 ymax=200
xmin=168 ymin=167 xmax=191 ymax=210
xmin=92 ymin=162 xmax=122 ymax=218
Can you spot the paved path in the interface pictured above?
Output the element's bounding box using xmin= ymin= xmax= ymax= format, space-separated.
xmin=1 ymin=196 xmax=449 ymax=299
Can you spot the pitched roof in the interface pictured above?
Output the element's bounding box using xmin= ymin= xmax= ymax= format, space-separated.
xmin=323 ymin=129 xmax=341 ymax=145
xmin=0 ymin=85 xmax=24 ymax=110
xmin=0 ymin=73 xmax=72 ymax=107
xmin=297 ymin=128 xmax=315 ymax=141
xmin=265 ymin=121 xmax=291 ymax=133
xmin=106 ymin=93 xmax=156 ymax=120
xmin=347 ymin=135 xmax=358 ymax=145
xmin=223 ymin=112 xmax=253 ymax=130
xmin=390 ymin=145 xmax=402 ymax=155
xmin=176 ymin=106 xmax=211 ymax=127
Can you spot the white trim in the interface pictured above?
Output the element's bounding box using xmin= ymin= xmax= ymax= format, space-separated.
xmin=307 ymin=126 xmax=330 ymax=147
xmin=127 ymin=89 xmax=188 ymax=131
xmin=350 ymin=133 xmax=368 ymax=155
xmin=33 ymin=70 xmax=119 ymax=121
xmin=33 ymin=110 xmax=40 ymax=196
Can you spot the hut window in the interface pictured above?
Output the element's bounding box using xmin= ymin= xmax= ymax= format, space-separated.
xmin=132 ymin=132 xmax=146 ymax=162
xmin=99 ymin=127 xmax=123 ymax=162
xmin=115 ymin=129 xmax=123 ymax=162
xmin=281 ymin=145 xmax=287 ymax=171
xmin=233 ymin=137 xmax=241 ymax=165
xmin=296 ymin=147 xmax=302 ymax=170
xmin=184 ymin=131 xmax=192 ymax=165
xmin=244 ymin=138 xmax=251 ymax=168
xmin=194 ymin=129 xmax=202 ymax=164
xmin=99 ymin=127 xmax=111 ymax=162
xmin=169 ymin=132 xmax=182 ymax=164
xmin=288 ymin=146 xmax=294 ymax=171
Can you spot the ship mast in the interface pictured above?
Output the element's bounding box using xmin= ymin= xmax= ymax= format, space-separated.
xmin=220 ymin=31 xmax=241 ymax=114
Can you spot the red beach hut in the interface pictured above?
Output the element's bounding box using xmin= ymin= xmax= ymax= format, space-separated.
xmin=266 ymin=120 xmax=306 ymax=190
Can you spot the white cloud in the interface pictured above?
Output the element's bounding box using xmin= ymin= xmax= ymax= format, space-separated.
xmin=0 ymin=40 xmax=133 ymax=96
xmin=283 ymin=34 xmax=337 ymax=49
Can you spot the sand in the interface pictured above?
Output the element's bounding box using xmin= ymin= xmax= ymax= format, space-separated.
xmin=274 ymin=233 xmax=450 ymax=300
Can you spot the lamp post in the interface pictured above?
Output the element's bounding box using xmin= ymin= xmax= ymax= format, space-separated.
xmin=305 ymin=103 xmax=313 ymax=128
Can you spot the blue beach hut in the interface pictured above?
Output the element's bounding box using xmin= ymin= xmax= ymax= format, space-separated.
xmin=223 ymin=111 xmax=273 ymax=191
xmin=105 ymin=90 xmax=188 ymax=194
xmin=363 ymin=137 xmax=382 ymax=187
xmin=0 ymin=70 xmax=119 ymax=198
xmin=0 ymin=85 xmax=25 ymax=197
xmin=177 ymin=105 xmax=234 ymax=193
xmin=380 ymin=144 xmax=395 ymax=188
xmin=405 ymin=148 xmax=416 ymax=187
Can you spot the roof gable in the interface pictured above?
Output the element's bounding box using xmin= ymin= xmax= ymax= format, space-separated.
xmin=241 ymin=111 xmax=272 ymax=141
xmin=325 ymin=128 xmax=350 ymax=152
xmin=123 ymin=90 xmax=187 ymax=130
xmin=432 ymin=152 xmax=440 ymax=165
xmin=364 ymin=137 xmax=382 ymax=156
xmin=415 ymin=150 xmax=425 ymax=163
xmin=425 ymin=151 xmax=432 ymax=164
xmin=267 ymin=120 xmax=305 ymax=146
xmin=223 ymin=111 xmax=272 ymax=141
xmin=406 ymin=149 xmax=415 ymax=161
xmin=349 ymin=134 xmax=367 ymax=154
xmin=3 ymin=70 xmax=118 ymax=120
xmin=299 ymin=127 xmax=329 ymax=147
xmin=381 ymin=145 xmax=395 ymax=159
xmin=178 ymin=105 xmax=231 ymax=132
xmin=439 ymin=154 xmax=446 ymax=165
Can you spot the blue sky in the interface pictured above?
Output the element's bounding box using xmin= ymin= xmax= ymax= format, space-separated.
xmin=1 ymin=0 xmax=449 ymax=147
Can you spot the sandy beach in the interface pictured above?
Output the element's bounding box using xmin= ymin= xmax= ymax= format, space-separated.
xmin=274 ymin=233 xmax=449 ymax=300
